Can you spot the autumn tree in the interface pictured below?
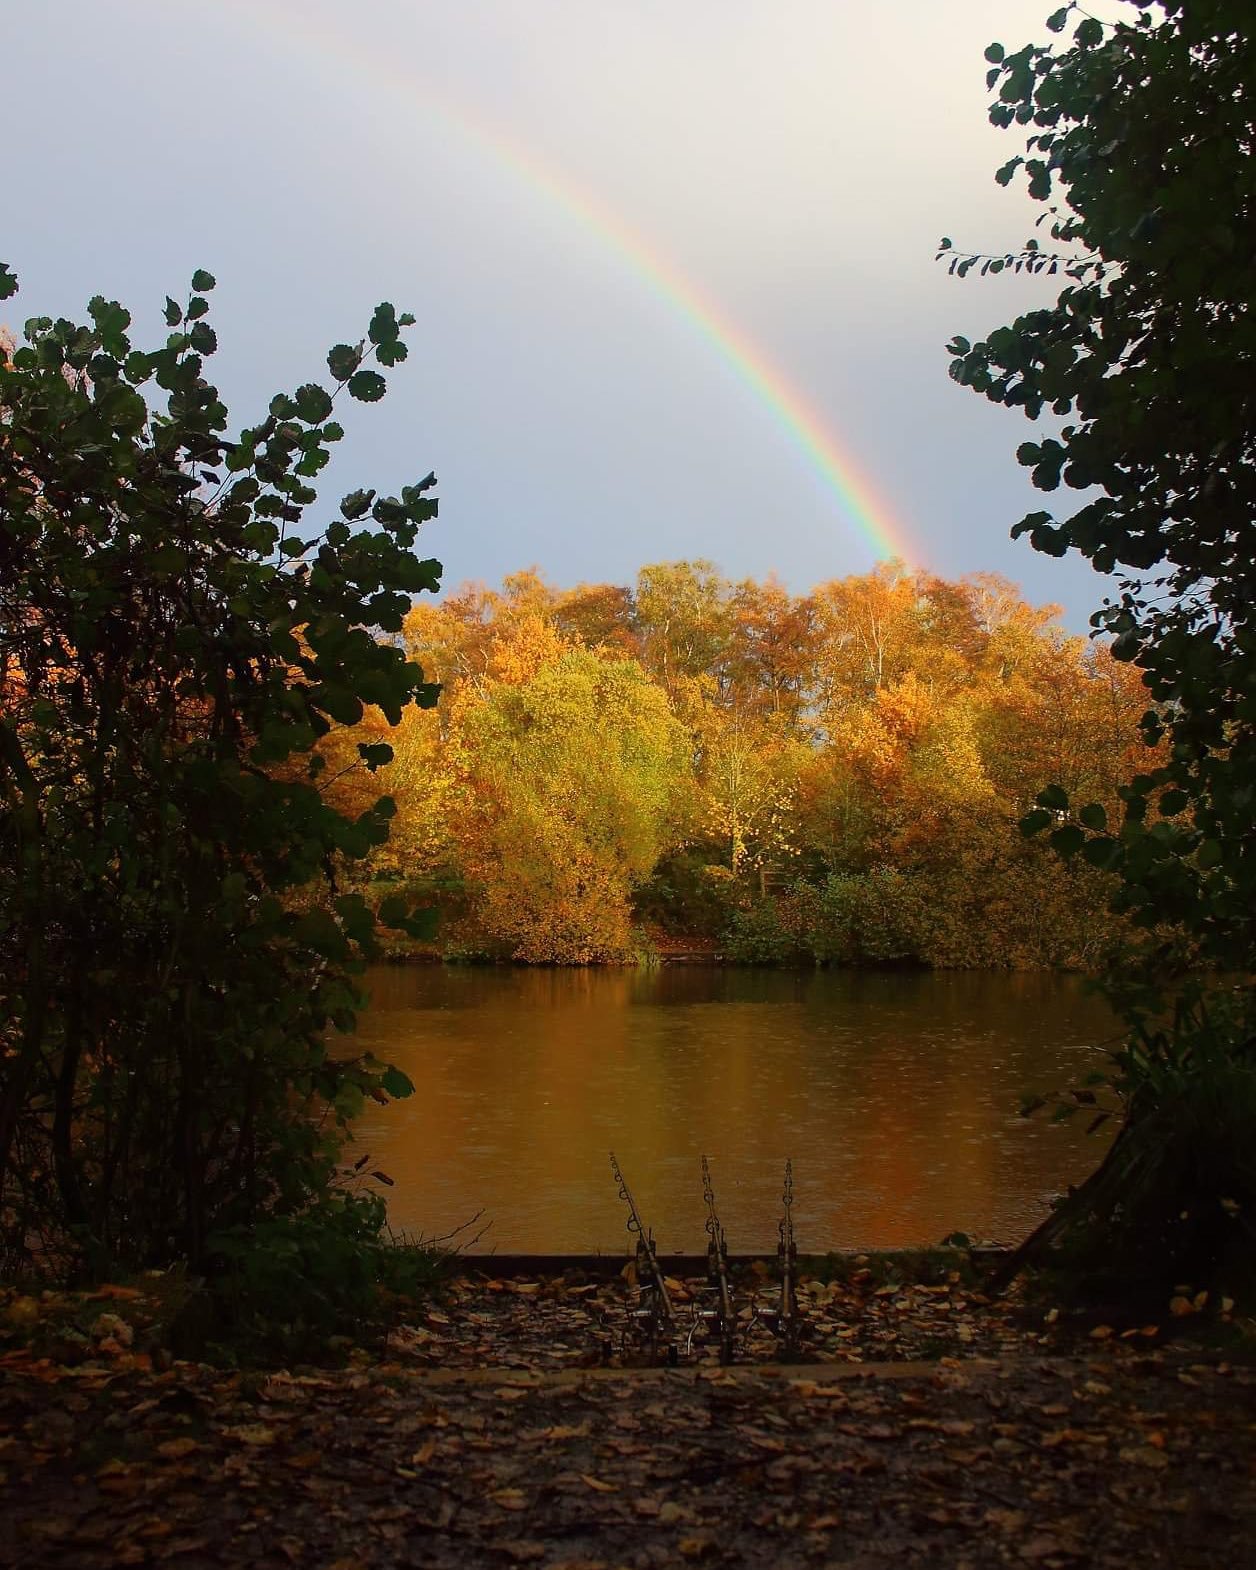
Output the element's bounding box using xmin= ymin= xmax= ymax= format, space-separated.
xmin=635 ymin=560 xmax=732 ymax=704
xmin=338 ymin=555 xmax=1149 ymax=971
xmin=810 ymin=562 xmax=919 ymax=713
xmin=725 ymin=575 xmax=815 ymax=724
xmin=450 ymin=650 xmax=690 ymax=962
xmin=0 ymin=266 xmax=439 ymax=1273
xmin=692 ymin=704 xmax=805 ymax=879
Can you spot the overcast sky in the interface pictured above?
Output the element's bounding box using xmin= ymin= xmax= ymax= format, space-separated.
xmin=7 ymin=0 xmax=1112 ymax=626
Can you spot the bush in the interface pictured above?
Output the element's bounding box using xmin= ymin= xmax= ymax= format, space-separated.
xmin=1001 ymin=982 xmax=1256 ymax=1302
xmin=206 ymin=1190 xmax=448 ymax=1360
xmin=0 ymin=267 xmax=440 ymax=1276
xmin=721 ymin=899 xmax=805 ymax=965
xmin=804 ymin=869 xmax=923 ymax=966
xmin=633 ymin=848 xmax=742 ymax=937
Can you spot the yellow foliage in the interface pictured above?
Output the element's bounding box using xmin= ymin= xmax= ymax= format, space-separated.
xmin=327 ymin=563 xmax=1154 ymax=967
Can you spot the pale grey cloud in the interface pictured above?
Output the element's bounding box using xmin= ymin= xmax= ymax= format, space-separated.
xmin=5 ymin=0 xmax=1116 ymax=623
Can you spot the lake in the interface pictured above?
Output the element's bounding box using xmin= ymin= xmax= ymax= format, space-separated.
xmin=348 ymin=965 xmax=1119 ymax=1254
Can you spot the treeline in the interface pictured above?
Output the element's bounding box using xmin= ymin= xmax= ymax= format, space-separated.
xmin=322 ymin=562 xmax=1153 ymax=968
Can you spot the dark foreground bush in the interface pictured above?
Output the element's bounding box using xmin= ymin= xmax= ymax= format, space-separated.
xmin=996 ymin=984 xmax=1256 ymax=1305
xmin=203 ymin=1191 xmax=450 ymax=1362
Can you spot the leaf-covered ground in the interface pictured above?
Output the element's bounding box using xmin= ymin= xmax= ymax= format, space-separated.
xmin=2 ymin=1268 xmax=1253 ymax=1568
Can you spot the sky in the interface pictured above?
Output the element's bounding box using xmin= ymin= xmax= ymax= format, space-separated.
xmin=6 ymin=0 xmax=1112 ymax=626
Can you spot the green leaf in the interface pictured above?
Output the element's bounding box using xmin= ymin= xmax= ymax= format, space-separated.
xmin=164 ymin=297 xmax=183 ymax=327
xmin=1081 ymin=836 xmax=1119 ymax=869
xmin=333 ymin=1081 xmax=366 ymax=1121
xmin=347 ymin=370 xmax=386 ymax=403
xmin=984 ymin=42 xmax=1004 ymax=63
xmin=313 ymin=686 xmax=364 ymax=726
xmin=293 ymin=909 xmax=349 ymax=960
xmin=368 ymin=302 xmax=399 ymax=346
xmin=190 ymin=268 xmax=216 ymax=291
xmin=1020 ymin=808 xmax=1053 ymax=837
xmin=1036 ymin=784 xmax=1070 ymax=812
xmin=88 ymin=296 xmax=132 ymax=352
xmin=377 ymin=892 xmax=411 ymax=927
xmin=380 ymin=1065 xmax=414 ymax=1100
xmin=0 ymin=262 xmax=17 ymax=300
xmin=1078 ymin=802 xmax=1107 ymax=832
xmin=1050 ymin=824 xmax=1086 ymax=858
xmin=340 ymin=488 xmax=375 ymax=520
xmin=327 ymin=342 xmax=362 ymax=382
xmin=1196 ymin=839 xmax=1222 ymax=869
xmin=1075 ymin=16 xmax=1103 ymax=47
xmin=294 ymin=382 xmax=334 ymax=423
xmin=358 ymin=742 xmax=393 ymax=770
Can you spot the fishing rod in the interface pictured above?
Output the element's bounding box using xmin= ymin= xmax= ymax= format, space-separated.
xmin=609 ymin=1151 xmax=675 ymax=1361
xmin=776 ymin=1156 xmax=800 ymax=1359
xmin=699 ymin=1154 xmax=736 ymax=1364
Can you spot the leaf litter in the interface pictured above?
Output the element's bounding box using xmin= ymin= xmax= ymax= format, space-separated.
xmin=1 ymin=1265 xmax=1254 ymax=1568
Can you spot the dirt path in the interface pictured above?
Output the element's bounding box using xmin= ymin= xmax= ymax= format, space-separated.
xmin=3 ymin=1348 xmax=1253 ymax=1569
xmin=3 ymin=1265 xmax=1254 ymax=1568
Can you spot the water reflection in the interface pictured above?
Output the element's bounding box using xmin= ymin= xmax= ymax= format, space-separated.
xmin=348 ymin=966 xmax=1118 ymax=1253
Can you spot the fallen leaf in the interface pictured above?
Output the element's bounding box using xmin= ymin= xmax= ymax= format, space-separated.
xmin=500 ymin=1543 xmax=546 ymax=1564
xmin=489 ymin=1487 xmax=528 ymax=1511
xmin=91 ymin=1313 xmax=134 ymax=1348
xmin=1119 ymin=1444 xmax=1169 ymax=1469
xmin=156 ymin=1437 xmax=201 ymax=1460
xmin=1021 ymin=1535 xmax=1067 ymax=1560
xmin=580 ymin=1473 xmax=618 ymax=1493
xmin=788 ymin=1380 xmax=846 ymax=1401
xmin=658 ymin=1501 xmax=692 ymax=1525
xmin=222 ymin=1424 xmax=276 ymax=1446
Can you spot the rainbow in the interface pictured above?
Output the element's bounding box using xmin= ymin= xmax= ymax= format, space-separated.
xmin=221 ymin=0 xmax=917 ymax=567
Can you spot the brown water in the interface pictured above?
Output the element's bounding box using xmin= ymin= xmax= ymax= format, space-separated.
xmin=348 ymin=965 xmax=1118 ymax=1254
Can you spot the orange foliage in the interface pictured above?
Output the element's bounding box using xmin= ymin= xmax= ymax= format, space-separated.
xmin=328 ymin=563 xmax=1156 ymax=967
